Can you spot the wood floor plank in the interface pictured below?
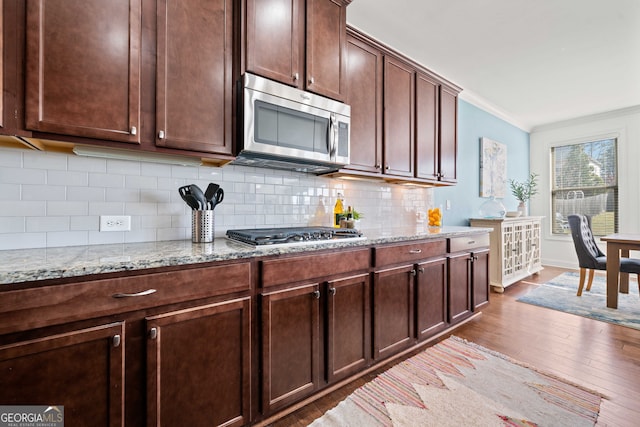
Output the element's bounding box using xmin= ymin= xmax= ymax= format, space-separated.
xmin=271 ymin=267 xmax=640 ymax=426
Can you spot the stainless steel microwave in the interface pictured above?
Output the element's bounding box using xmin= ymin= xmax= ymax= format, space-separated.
xmin=233 ymin=73 xmax=350 ymax=174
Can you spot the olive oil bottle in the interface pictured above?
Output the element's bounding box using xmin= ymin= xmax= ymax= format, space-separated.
xmin=333 ymin=193 xmax=345 ymax=228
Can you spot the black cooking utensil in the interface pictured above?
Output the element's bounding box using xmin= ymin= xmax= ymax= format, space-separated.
xmin=178 ymin=185 xmax=200 ymax=210
xmin=189 ymin=184 xmax=207 ymax=210
xmin=210 ymin=188 xmax=224 ymax=210
xmin=204 ymin=183 xmax=220 ymax=208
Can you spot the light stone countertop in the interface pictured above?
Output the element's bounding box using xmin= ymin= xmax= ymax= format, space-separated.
xmin=0 ymin=225 xmax=491 ymax=286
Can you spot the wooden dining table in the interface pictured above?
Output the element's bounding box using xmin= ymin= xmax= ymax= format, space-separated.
xmin=600 ymin=233 xmax=640 ymax=308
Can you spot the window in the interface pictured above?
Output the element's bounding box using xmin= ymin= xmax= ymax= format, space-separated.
xmin=551 ymin=138 xmax=617 ymax=235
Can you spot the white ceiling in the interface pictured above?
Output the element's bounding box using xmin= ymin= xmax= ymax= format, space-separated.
xmin=346 ymin=0 xmax=640 ymax=131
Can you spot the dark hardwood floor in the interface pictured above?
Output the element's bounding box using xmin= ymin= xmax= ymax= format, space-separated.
xmin=272 ymin=266 xmax=640 ymax=427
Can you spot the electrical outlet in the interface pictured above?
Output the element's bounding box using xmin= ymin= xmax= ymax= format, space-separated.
xmin=100 ymin=215 xmax=131 ymax=232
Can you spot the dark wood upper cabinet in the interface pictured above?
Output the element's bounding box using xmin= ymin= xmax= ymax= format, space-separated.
xmin=305 ymin=0 xmax=347 ymax=100
xmin=245 ymin=0 xmax=349 ymax=101
xmin=245 ymin=0 xmax=304 ymax=87
xmin=24 ymin=0 xmax=141 ymax=144
xmin=155 ymin=0 xmax=233 ymax=155
xmin=343 ymin=31 xmax=383 ymax=174
xmin=383 ymin=55 xmax=415 ymax=178
xmin=439 ymin=85 xmax=459 ymax=184
xmin=415 ymin=72 xmax=439 ymax=181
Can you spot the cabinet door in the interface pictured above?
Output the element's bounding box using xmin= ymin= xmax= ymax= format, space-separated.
xmin=146 ymin=298 xmax=251 ymax=427
xmin=448 ymin=252 xmax=472 ymax=324
xmin=383 ymin=55 xmax=414 ymax=177
xmin=326 ymin=274 xmax=370 ymax=383
xmin=344 ymin=32 xmax=383 ymax=173
xmin=416 ymin=257 xmax=447 ymax=340
xmin=472 ymin=249 xmax=490 ymax=311
xmin=156 ymin=0 xmax=233 ymax=155
xmin=0 ymin=322 xmax=125 ymax=427
xmin=25 ymin=0 xmax=141 ymax=143
xmin=373 ymin=264 xmax=414 ymax=360
xmin=245 ymin=0 xmax=303 ymax=87
xmin=438 ymin=85 xmax=458 ymax=183
xmin=261 ymin=283 xmax=320 ymax=414
xmin=305 ymin=0 xmax=347 ymax=100
xmin=415 ymin=72 xmax=439 ymax=181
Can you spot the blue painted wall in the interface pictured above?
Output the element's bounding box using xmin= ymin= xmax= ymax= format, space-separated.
xmin=434 ymin=100 xmax=530 ymax=226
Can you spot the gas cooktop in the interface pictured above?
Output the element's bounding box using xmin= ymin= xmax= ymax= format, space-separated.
xmin=226 ymin=226 xmax=364 ymax=247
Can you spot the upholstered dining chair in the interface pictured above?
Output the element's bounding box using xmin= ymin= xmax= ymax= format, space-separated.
xmin=568 ymin=214 xmax=640 ymax=296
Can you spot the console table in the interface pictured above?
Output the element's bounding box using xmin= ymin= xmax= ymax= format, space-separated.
xmin=469 ymin=217 xmax=544 ymax=292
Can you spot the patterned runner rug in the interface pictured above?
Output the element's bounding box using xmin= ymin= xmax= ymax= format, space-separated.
xmin=310 ymin=336 xmax=603 ymax=427
xmin=517 ymin=271 xmax=640 ymax=331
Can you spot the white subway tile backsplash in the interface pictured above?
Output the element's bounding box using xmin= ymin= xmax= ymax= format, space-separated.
xmin=0 ymin=147 xmax=23 ymax=167
xmin=0 ymin=146 xmax=434 ymax=250
xmin=89 ymin=173 xmax=125 ymax=188
xmin=24 ymin=151 xmax=67 ymax=170
xmin=0 ymin=232 xmax=46 ymax=250
xmin=66 ymin=186 xmax=105 ymax=202
xmin=47 ymin=201 xmax=89 ymax=216
xmin=26 ymin=216 xmax=70 ymax=232
xmin=48 ymin=170 xmax=90 ymax=186
xmin=0 ymin=217 xmax=25 ymax=233
xmin=0 ymin=167 xmax=47 ymax=185
xmin=3 ymin=201 xmax=47 ymax=216
xmin=49 ymin=230 xmax=89 ymax=247
xmin=0 ymin=183 xmax=21 ymax=200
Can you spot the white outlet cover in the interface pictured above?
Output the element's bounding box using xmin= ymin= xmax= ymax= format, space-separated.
xmin=100 ymin=215 xmax=131 ymax=232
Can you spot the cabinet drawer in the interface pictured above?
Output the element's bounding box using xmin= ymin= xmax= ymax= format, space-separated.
xmin=0 ymin=262 xmax=251 ymax=335
xmin=261 ymin=249 xmax=370 ymax=288
xmin=449 ymin=234 xmax=490 ymax=253
xmin=374 ymin=240 xmax=446 ymax=267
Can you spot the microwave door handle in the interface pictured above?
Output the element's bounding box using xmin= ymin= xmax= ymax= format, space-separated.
xmin=328 ymin=114 xmax=337 ymax=160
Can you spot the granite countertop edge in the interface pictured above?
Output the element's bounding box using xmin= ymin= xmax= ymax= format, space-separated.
xmin=0 ymin=226 xmax=492 ymax=286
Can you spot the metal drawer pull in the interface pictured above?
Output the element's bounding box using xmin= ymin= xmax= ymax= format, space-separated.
xmin=130 ymin=126 xmax=137 ymax=135
xmin=330 ymin=287 xmax=337 ymax=296
xmin=112 ymin=335 xmax=121 ymax=347
xmin=149 ymin=328 xmax=158 ymax=340
xmin=409 ymin=249 xmax=422 ymax=254
xmin=112 ymin=289 xmax=157 ymax=298
xmin=313 ymin=290 xmax=321 ymax=299
xmin=467 ymin=240 xmax=476 ymax=244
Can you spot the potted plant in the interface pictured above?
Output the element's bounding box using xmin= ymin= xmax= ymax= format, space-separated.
xmin=509 ymin=173 xmax=538 ymax=215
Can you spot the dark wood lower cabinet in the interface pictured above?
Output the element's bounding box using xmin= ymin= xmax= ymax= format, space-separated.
xmin=416 ymin=257 xmax=448 ymax=340
xmin=472 ymin=249 xmax=490 ymax=311
xmin=373 ymin=265 xmax=414 ymax=360
xmin=448 ymin=252 xmax=473 ymax=324
xmin=0 ymin=322 xmax=125 ymax=427
xmin=261 ymin=283 xmax=321 ymax=414
xmin=326 ymin=274 xmax=371 ymax=383
xmin=146 ymin=297 xmax=251 ymax=427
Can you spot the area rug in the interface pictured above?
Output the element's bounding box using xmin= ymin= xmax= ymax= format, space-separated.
xmin=310 ymin=336 xmax=602 ymax=427
xmin=517 ymin=271 xmax=640 ymax=331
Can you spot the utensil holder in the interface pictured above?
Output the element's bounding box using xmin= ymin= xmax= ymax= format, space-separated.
xmin=192 ymin=210 xmax=214 ymax=243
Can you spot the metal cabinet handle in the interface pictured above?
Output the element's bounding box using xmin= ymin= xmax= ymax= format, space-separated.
xmin=375 ymin=164 xmax=381 ymax=169
xmin=130 ymin=126 xmax=137 ymax=135
xmin=418 ymin=267 xmax=425 ymax=274
xmin=293 ymin=72 xmax=299 ymax=81
xmin=409 ymin=249 xmax=422 ymax=254
xmin=467 ymin=240 xmax=476 ymax=245
xmin=149 ymin=327 xmax=158 ymax=340
xmin=385 ymin=165 xmax=390 ymax=170
xmin=309 ymin=76 xmax=314 ymax=84
xmin=112 ymin=335 xmax=121 ymax=347
xmin=329 ymin=287 xmax=336 ymax=296
xmin=112 ymin=289 xmax=157 ymax=298
xmin=313 ymin=290 xmax=321 ymax=299
xmin=158 ymin=130 xmax=165 ymax=139
xmin=411 ymin=269 xmax=417 ymax=277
